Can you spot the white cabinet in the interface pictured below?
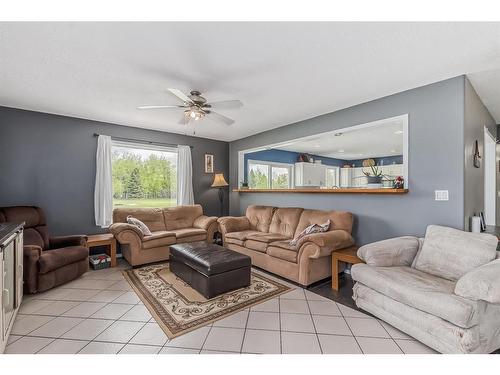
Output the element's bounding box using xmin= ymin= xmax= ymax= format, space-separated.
xmin=295 ymin=162 xmax=326 ymax=187
xmin=0 ymin=225 xmax=23 ymax=354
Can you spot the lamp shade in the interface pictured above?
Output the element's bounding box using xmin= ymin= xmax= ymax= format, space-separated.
xmin=211 ymin=173 xmax=229 ymax=187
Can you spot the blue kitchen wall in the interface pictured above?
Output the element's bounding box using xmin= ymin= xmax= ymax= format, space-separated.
xmin=243 ymin=149 xmax=345 ymax=182
xmin=243 ymin=149 xmax=403 ymax=182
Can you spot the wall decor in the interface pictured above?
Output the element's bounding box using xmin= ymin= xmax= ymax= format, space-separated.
xmin=479 ymin=211 xmax=486 ymax=232
xmin=473 ymin=140 xmax=481 ymax=168
xmin=205 ymin=154 xmax=214 ymax=173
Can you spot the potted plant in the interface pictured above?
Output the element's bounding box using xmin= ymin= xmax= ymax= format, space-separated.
xmin=362 ymin=159 xmax=384 ymax=184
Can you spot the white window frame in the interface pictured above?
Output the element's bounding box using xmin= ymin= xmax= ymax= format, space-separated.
xmin=247 ymin=159 xmax=294 ymax=189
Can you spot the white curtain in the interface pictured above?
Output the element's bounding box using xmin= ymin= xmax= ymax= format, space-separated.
xmin=94 ymin=135 xmax=113 ymax=227
xmin=177 ymin=145 xmax=194 ymax=205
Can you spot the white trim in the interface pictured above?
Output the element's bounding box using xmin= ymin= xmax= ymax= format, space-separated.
xmin=111 ymin=139 xmax=178 ymax=154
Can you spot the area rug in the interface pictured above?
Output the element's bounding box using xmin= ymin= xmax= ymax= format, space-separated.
xmin=123 ymin=263 xmax=291 ymax=338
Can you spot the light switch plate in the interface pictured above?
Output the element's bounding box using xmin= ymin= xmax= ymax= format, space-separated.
xmin=435 ymin=190 xmax=449 ymax=201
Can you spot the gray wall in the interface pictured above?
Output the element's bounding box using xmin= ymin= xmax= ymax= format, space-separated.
xmin=0 ymin=107 xmax=229 ymax=236
xmin=229 ymin=77 xmax=467 ymax=245
xmin=463 ymin=78 xmax=497 ymax=230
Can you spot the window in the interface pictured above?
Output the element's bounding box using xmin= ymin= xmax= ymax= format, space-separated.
xmin=325 ymin=167 xmax=340 ymax=188
xmin=248 ymin=160 xmax=293 ymax=189
xmin=111 ymin=141 xmax=178 ymax=208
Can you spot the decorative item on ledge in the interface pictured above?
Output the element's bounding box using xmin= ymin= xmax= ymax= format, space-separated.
xmin=232 ymin=188 xmax=408 ymax=194
xmin=212 ymin=173 xmax=229 ymax=216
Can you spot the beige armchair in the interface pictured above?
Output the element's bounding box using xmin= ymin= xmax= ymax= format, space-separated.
xmin=351 ymin=225 xmax=500 ymax=354
xmin=109 ymin=204 xmax=217 ymax=266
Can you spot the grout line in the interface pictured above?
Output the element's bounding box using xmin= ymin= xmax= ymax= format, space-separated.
xmin=378 ymin=320 xmax=405 ymax=354
xmin=337 ymin=304 xmax=364 ymax=354
xmin=304 ymin=289 xmax=323 ymax=354
xmin=198 ymin=323 xmax=214 ymax=353
xmin=239 ymin=308 xmax=251 ymax=354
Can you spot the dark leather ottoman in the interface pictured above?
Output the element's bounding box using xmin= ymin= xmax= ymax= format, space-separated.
xmin=169 ymin=241 xmax=251 ymax=299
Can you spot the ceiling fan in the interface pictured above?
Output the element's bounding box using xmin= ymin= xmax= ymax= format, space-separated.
xmin=138 ymin=88 xmax=243 ymax=126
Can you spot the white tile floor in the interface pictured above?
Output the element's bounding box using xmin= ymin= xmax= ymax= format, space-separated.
xmin=5 ymin=260 xmax=437 ymax=354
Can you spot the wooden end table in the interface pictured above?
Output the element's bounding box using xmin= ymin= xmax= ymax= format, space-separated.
xmin=331 ymin=246 xmax=362 ymax=291
xmin=87 ymin=233 xmax=117 ymax=267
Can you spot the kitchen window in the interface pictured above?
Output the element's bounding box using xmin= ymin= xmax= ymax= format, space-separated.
xmin=247 ymin=160 xmax=293 ymax=189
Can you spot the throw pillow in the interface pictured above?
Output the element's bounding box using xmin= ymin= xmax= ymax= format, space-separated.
xmin=126 ymin=215 xmax=152 ymax=236
xmin=412 ymin=225 xmax=497 ymax=281
xmin=290 ymin=219 xmax=330 ymax=247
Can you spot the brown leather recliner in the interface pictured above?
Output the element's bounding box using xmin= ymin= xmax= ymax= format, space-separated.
xmin=0 ymin=206 xmax=89 ymax=294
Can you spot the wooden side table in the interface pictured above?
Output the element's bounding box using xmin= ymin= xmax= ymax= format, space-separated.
xmin=331 ymin=246 xmax=363 ymax=290
xmin=87 ymin=233 xmax=117 ymax=267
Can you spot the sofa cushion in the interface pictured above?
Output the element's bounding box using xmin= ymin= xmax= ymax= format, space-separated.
xmin=246 ymin=205 xmax=274 ymax=233
xmin=413 ymin=225 xmax=498 ymax=281
xmin=177 ymin=234 xmax=207 ymax=243
xmin=163 ymin=205 xmax=203 ymax=230
xmin=142 ymin=231 xmax=176 ymax=249
xmin=225 ymin=237 xmax=245 ymax=246
xmin=225 ymin=230 xmax=261 ymax=241
xmin=39 ymin=246 xmax=89 ymax=274
xmin=171 ymin=228 xmax=207 ymax=239
xmin=113 ymin=207 xmax=167 ymax=232
xmin=246 ymin=232 xmax=290 ymax=243
xmin=268 ymin=207 xmax=303 ymax=238
xmin=267 ymin=240 xmax=298 ymax=262
xmin=295 ymin=209 xmax=353 ymax=237
xmin=244 ymin=239 xmax=268 ymax=253
xmin=267 ymin=245 xmax=298 ymax=263
xmin=351 ymin=264 xmax=480 ymax=328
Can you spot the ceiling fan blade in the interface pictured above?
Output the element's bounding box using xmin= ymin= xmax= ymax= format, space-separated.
xmin=167 ymin=88 xmax=193 ymax=104
xmin=205 ymin=100 xmax=243 ymax=109
xmin=137 ymin=105 xmax=186 ymax=109
xmin=207 ymin=111 xmax=235 ymax=126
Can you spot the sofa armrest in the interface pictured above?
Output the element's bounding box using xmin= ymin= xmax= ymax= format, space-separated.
xmin=296 ymin=230 xmax=354 ymax=252
xmin=455 ymin=258 xmax=500 ymax=304
xmin=49 ymin=235 xmax=88 ymax=249
xmin=23 ymin=245 xmax=42 ymax=294
xmin=109 ymin=223 xmax=144 ymax=241
xmin=193 ymin=215 xmax=218 ymax=231
xmin=357 ymin=236 xmax=421 ymax=267
xmin=217 ymin=216 xmax=250 ymax=234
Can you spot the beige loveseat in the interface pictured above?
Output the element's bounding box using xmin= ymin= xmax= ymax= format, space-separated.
xmin=218 ymin=205 xmax=355 ymax=286
xmin=109 ymin=204 xmax=218 ymax=266
xmin=352 ymin=225 xmax=500 ymax=354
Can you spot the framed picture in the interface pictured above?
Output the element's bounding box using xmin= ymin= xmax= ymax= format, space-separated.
xmin=205 ymin=154 xmax=214 ymax=173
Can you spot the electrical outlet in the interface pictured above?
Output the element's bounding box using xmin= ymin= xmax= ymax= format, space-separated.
xmin=435 ymin=190 xmax=449 ymax=201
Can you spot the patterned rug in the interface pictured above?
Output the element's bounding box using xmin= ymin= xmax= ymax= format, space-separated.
xmin=123 ymin=263 xmax=291 ymax=338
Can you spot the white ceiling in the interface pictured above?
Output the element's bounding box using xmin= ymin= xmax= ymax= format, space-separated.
xmin=1 ymin=22 xmax=499 ymax=142
xmin=275 ymin=117 xmax=404 ymax=160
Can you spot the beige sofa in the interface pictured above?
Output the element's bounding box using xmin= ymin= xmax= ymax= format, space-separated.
xmin=109 ymin=204 xmax=218 ymax=266
xmin=351 ymin=225 xmax=500 ymax=354
xmin=218 ymin=205 xmax=355 ymax=286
